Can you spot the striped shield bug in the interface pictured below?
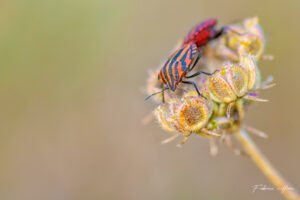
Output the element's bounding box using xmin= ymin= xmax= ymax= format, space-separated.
xmin=183 ymin=19 xmax=220 ymax=47
xmin=145 ymin=42 xmax=216 ymax=101
xmin=183 ymin=19 xmax=241 ymax=48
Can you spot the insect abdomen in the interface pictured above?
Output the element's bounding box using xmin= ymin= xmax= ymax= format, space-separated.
xmin=158 ymin=43 xmax=197 ymax=91
xmin=183 ymin=19 xmax=217 ymax=46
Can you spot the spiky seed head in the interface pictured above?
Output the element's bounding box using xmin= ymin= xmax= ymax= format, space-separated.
xmin=174 ymin=95 xmax=213 ymax=133
xmin=146 ymin=17 xmax=273 ymax=149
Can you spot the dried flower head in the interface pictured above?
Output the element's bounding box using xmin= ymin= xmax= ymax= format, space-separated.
xmin=216 ymin=17 xmax=266 ymax=61
xmin=207 ymin=55 xmax=261 ymax=103
xmin=153 ymin=92 xmax=219 ymax=147
xmin=144 ymin=16 xmax=300 ymax=200
xmin=175 ymin=94 xmax=212 ymax=132
xmin=145 ymin=16 xmax=274 ymax=152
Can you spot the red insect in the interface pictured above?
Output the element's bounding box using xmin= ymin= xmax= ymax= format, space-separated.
xmin=183 ymin=19 xmax=220 ymax=47
xmin=183 ymin=18 xmax=240 ymax=48
xmin=146 ymin=19 xmax=232 ymax=102
xmin=145 ymin=43 xmax=215 ymax=101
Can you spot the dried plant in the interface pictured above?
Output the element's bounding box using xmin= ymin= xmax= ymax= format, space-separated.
xmin=144 ymin=17 xmax=299 ymax=200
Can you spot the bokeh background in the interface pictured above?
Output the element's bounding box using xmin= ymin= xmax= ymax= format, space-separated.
xmin=0 ymin=0 xmax=299 ymax=199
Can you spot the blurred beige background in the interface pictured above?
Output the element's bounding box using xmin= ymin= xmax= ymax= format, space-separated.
xmin=0 ymin=0 xmax=299 ymax=199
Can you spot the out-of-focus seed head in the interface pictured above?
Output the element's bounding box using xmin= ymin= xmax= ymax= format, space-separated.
xmin=154 ymin=105 xmax=177 ymax=133
xmin=244 ymin=16 xmax=265 ymax=43
xmin=239 ymin=35 xmax=264 ymax=61
xmin=216 ymin=17 xmax=265 ymax=61
xmin=174 ymin=94 xmax=213 ymax=133
xmin=229 ymin=33 xmax=264 ymax=61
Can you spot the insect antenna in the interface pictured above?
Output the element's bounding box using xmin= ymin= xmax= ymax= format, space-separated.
xmin=189 ymin=51 xmax=202 ymax=72
xmin=145 ymin=87 xmax=169 ymax=101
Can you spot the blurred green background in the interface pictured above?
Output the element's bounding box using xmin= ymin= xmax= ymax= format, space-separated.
xmin=0 ymin=0 xmax=299 ymax=199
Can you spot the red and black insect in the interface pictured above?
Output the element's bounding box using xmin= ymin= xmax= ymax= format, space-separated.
xmin=145 ymin=19 xmax=233 ymax=101
xmin=145 ymin=43 xmax=215 ymax=101
xmin=183 ymin=18 xmax=242 ymax=48
xmin=183 ymin=18 xmax=224 ymax=47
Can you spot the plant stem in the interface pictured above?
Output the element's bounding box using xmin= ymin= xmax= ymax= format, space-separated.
xmin=236 ymin=128 xmax=300 ymax=200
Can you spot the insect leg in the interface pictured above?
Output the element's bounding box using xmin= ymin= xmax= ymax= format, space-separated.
xmin=181 ymin=81 xmax=206 ymax=99
xmin=162 ymin=88 xmax=165 ymax=103
xmin=214 ymin=26 xmax=247 ymax=39
xmin=185 ymin=69 xmax=217 ymax=79
xmin=189 ymin=51 xmax=202 ymax=71
xmin=145 ymin=87 xmax=169 ymax=101
xmin=225 ymin=27 xmax=248 ymax=36
xmin=213 ymin=27 xmax=225 ymax=39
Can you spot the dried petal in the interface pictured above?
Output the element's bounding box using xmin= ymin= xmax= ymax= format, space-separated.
xmin=244 ymin=93 xmax=269 ymax=102
xmin=239 ymin=55 xmax=261 ymax=90
xmin=195 ymin=128 xmax=221 ymax=138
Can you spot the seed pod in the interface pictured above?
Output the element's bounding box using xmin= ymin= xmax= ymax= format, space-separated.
xmin=174 ymin=95 xmax=213 ymax=133
xmin=226 ymin=63 xmax=249 ymax=97
xmin=207 ymin=68 xmax=236 ymax=103
xmin=239 ymin=55 xmax=261 ymax=90
xmin=207 ymin=63 xmax=248 ymax=103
